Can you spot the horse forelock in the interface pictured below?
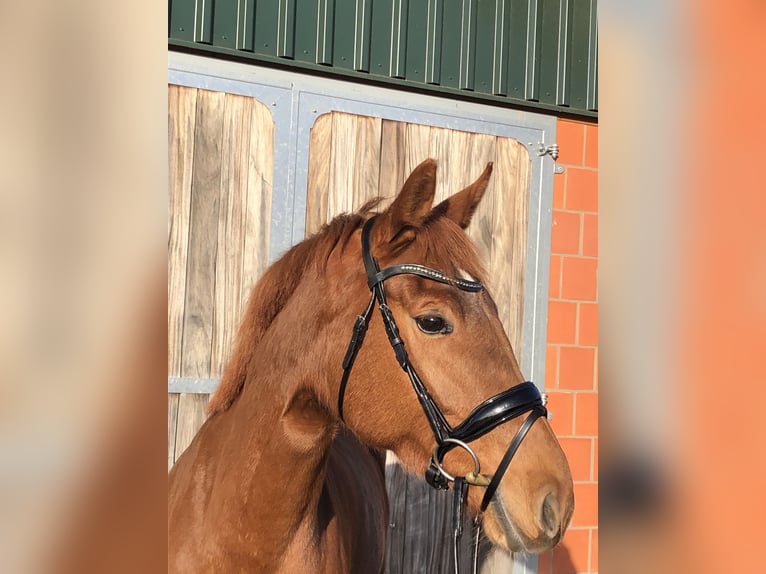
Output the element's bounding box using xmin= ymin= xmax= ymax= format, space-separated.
xmin=417 ymin=217 xmax=488 ymax=287
xmin=207 ymin=211 xmax=368 ymax=415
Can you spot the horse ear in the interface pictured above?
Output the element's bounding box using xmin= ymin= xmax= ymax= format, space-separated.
xmin=378 ymin=158 xmax=437 ymax=246
xmin=434 ymin=162 xmax=493 ymax=229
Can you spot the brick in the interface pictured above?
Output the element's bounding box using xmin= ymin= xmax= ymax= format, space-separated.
xmin=561 ymin=257 xmax=598 ymax=301
xmin=584 ymin=124 xmax=598 ymax=168
xmin=565 ymin=169 xmax=598 ymax=212
xmin=545 ymin=345 xmax=559 ymax=388
xmin=578 ymin=302 xmax=598 ymax=346
xmin=582 ymin=213 xmax=598 ymax=257
xmin=548 ymin=301 xmax=577 ymax=344
xmin=572 ymin=483 xmax=598 ymax=527
xmin=559 ymin=347 xmax=595 ymax=390
xmin=551 ymin=210 xmax=581 ymax=255
xmin=557 ymin=120 xmax=585 ymax=166
xmin=554 ymin=173 xmax=565 ymax=208
xmin=575 ymin=392 xmax=598 ymax=437
xmin=559 ymin=437 xmax=592 ymax=482
xmin=546 ymin=391 xmax=574 ymax=436
xmin=549 ymin=255 xmax=561 ymax=299
xmin=553 ymin=528 xmax=589 ymax=574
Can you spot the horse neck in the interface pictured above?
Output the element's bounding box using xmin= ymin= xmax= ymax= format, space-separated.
xmin=205 ymin=261 xmax=362 ymax=563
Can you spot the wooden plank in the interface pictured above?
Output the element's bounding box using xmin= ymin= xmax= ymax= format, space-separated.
xmin=492 ymin=138 xmax=530 ymax=353
xmin=509 ymin=139 xmax=530 ymax=355
xmin=241 ymin=97 xmax=274 ymax=309
xmin=378 ymin=120 xmax=408 ymax=211
xmin=181 ymin=89 xmax=225 ymax=378
xmin=211 ymin=93 xmax=250 ymax=377
xmin=429 ymin=127 xmax=468 ymax=205
xmin=352 ymin=115 xmax=383 ymax=209
xmin=306 ymin=113 xmax=334 ymax=235
xmin=174 ymin=393 xmax=210 ymax=463
xmin=168 ymin=393 xmax=180 ymax=471
xmin=488 ymin=136 xmax=517 ymax=343
xmin=328 ymin=112 xmax=358 ymax=220
xmin=168 ymin=85 xmax=197 ymax=377
xmin=373 ymin=118 xmax=430 ymax=215
xmin=404 ymin=122 xmax=432 ymax=176
xmin=427 ymin=125 xmax=449 ymax=204
xmin=463 ymin=134 xmax=497 ymax=276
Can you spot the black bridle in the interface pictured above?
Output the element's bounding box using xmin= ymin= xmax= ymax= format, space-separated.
xmin=337 ymin=216 xmax=547 ymax=572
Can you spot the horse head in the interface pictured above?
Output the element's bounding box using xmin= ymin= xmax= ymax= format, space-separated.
xmin=335 ymin=159 xmax=574 ymax=553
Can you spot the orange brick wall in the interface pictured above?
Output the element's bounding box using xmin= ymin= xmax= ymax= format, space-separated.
xmin=538 ymin=119 xmax=598 ymax=574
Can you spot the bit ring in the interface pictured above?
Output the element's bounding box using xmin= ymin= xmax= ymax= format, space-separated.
xmin=430 ymin=438 xmax=481 ymax=483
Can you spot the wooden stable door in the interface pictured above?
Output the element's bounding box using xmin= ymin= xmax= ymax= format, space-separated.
xmin=167 ymin=85 xmax=273 ymax=468
xmin=306 ymin=112 xmax=531 ymax=574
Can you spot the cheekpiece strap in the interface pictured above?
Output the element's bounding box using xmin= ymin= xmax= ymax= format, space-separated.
xmin=337 ymin=294 xmax=375 ymax=420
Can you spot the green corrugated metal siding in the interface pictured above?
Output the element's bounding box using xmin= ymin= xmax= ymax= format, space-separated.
xmin=168 ymin=0 xmax=597 ymax=118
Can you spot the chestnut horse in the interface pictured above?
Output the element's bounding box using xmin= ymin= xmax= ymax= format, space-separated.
xmin=168 ymin=159 xmax=574 ymax=573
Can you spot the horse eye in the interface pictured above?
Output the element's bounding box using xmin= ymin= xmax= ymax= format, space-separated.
xmin=415 ymin=315 xmax=452 ymax=335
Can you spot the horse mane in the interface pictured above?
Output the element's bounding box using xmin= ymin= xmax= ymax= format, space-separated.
xmin=208 ymin=205 xmax=377 ymax=415
xmin=207 ymin=197 xmax=488 ymax=415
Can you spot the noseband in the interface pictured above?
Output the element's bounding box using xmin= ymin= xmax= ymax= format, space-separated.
xmin=338 ymin=216 xmax=547 ymax=571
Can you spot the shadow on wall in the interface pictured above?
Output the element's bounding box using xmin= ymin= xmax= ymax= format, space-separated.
xmin=539 ymin=542 xmax=579 ymax=574
xmin=556 ymin=544 xmax=577 ymax=573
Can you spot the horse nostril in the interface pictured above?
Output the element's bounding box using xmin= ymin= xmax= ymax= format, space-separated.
xmin=540 ymin=493 xmax=559 ymax=539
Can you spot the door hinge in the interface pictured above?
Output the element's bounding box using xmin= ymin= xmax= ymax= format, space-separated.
xmin=537 ymin=143 xmax=559 ymax=160
xmin=537 ymin=143 xmax=564 ymax=172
